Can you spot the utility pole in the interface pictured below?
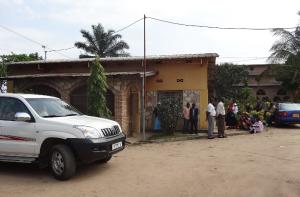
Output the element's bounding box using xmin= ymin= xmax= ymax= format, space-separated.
xmin=42 ymin=45 xmax=47 ymax=60
xmin=141 ymin=14 xmax=146 ymax=141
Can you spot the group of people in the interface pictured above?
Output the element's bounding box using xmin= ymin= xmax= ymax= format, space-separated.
xmin=182 ymin=98 xmax=229 ymax=139
xmin=182 ymin=103 xmax=199 ymax=133
xmin=154 ymin=97 xmax=266 ymax=136
xmin=206 ymin=98 xmax=265 ymax=139
xmin=206 ymin=98 xmax=227 ymax=139
xmin=239 ymin=98 xmax=274 ymax=133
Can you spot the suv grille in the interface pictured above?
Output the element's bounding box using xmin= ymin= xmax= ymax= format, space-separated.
xmin=101 ymin=125 xmax=121 ymax=137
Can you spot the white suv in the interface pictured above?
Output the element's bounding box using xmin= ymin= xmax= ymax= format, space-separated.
xmin=0 ymin=94 xmax=126 ymax=180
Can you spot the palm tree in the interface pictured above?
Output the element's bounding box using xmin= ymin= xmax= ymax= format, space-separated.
xmin=269 ymin=27 xmax=300 ymax=65
xmin=268 ymin=12 xmax=300 ymax=97
xmin=75 ymin=23 xmax=130 ymax=57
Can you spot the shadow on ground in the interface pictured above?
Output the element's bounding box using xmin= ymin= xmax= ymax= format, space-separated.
xmin=0 ymin=159 xmax=113 ymax=182
xmin=271 ymin=124 xmax=300 ymax=129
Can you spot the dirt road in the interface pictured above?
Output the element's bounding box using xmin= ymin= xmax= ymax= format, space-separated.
xmin=0 ymin=127 xmax=300 ymax=197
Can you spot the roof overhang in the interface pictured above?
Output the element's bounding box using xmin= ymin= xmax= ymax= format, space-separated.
xmin=7 ymin=53 xmax=219 ymax=66
xmin=0 ymin=71 xmax=157 ymax=80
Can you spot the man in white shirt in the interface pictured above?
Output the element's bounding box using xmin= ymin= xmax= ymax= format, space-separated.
xmin=216 ymin=98 xmax=226 ymax=138
xmin=206 ymin=98 xmax=216 ymax=139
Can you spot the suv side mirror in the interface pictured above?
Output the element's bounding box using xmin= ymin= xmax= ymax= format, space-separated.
xmin=15 ymin=112 xmax=31 ymax=122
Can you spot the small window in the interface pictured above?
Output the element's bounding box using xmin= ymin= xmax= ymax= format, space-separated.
xmin=256 ymin=89 xmax=266 ymax=95
xmin=0 ymin=97 xmax=31 ymax=121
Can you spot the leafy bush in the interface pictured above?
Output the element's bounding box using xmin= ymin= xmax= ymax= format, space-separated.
xmin=157 ymin=96 xmax=182 ymax=134
xmin=87 ymin=57 xmax=111 ymax=118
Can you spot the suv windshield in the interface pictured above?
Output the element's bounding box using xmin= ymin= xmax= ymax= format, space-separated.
xmin=26 ymin=98 xmax=82 ymax=118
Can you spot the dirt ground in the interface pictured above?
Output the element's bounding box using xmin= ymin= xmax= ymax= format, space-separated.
xmin=0 ymin=127 xmax=300 ymax=197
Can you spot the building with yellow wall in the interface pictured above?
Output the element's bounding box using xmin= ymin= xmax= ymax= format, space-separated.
xmin=5 ymin=53 xmax=218 ymax=136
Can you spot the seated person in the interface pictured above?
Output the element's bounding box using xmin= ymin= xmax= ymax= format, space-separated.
xmin=239 ymin=113 xmax=251 ymax=130
xmin=250 ymin=117 xmax=264 ymax=134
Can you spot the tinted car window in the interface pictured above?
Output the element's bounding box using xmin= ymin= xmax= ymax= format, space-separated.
xmin=0 ymin=97 xmax=31 ymax=121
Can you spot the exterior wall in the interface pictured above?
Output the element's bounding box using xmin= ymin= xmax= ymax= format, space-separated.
xmin=7 ymin=80 xmax=13 ymax=93
xmin=7 ymin=56 xmax=215 ymax=135
xmin=245 ymin=64 xmax=292 ymax=101
xmin=146 ymin=60 xmax=209 ymax=129
xmin=108 ymin=77 xmax=141 ymax=136
xmin=146 ymin=91 xmax=157 ymax=129
xmin=250 ymin=86 xmax=290 ymax=101
xmin=147 ymin=60 xmax=208 ymax=90
xmin=146 ymin=89 xmax=207 ymax=130
xmin=11 ymin=76 xmax=141 ymax=136
xmin=13 ymin=77 xmax=86 ymax=103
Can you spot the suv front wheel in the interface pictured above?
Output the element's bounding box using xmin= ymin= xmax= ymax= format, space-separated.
xmin=50 ymin=144 xmax=76 ymax=180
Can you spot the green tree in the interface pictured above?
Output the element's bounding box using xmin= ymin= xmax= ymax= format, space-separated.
xmin=215 ymin=63 xmax=249 ymax=99
xmin=268 ymin=11 xmax=300 ymax=98
xmin=0 ymin=52 xmax=42 ymax=63
xmin=0 ymin=52 xmax=42 ymax=93
xmin=260 ymin=64 xmax=298 ymax=93
xmin=75 ymin=23 xmax=129 ymax=57
xmin=87 ymin=57 xmax=110 ymax=117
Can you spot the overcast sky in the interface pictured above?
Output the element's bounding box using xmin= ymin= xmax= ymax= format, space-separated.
xmin=0 ymin=0 xmax=299 ymax=64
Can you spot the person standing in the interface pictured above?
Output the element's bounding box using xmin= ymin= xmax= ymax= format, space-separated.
xmin=206 ymin=98 xmax=216 ymax=139
xmin=232 ymin=99 xmax=238 ymax=115
xmin=216 ymin=98 xmax=226 ymax=138
xmin=226 ymin=99 xmax=237 ymax=129
xmin=189 ymin=103 xmax=199 ymax=134
xmin=153 ymin=103 xmax=161 ymax=131
xmin=232 ymin=99 xmax=239 ymax=129
xmin=256 ymin=98 xmax=263 ymax=112
xmin=183 ymin=102 xmax=191 ymax=133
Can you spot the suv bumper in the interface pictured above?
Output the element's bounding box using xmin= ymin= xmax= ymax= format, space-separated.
xmin=67 ymin=133 xmax=126 ymax=163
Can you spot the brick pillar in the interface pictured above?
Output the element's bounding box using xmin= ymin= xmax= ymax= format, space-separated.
xmin=114 ymin=90 xmax=130 ymax=135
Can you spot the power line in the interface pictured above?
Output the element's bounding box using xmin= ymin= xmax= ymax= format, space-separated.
xmin=0 ymin=16 xmax=143 ymax=57
xmin=48 ymin=17 xmax=144 ymax=53
xmin=49 ymin=50 xmax=72 ymax=58
xmin=47 ymin=46 xmax=76 ymax=52
xmin=0 ymin=25 xmax=72 ymax=59
xmin=0 ymin=25 xmax=45 ymax=47
xmin=114 ymin=17 xmax=144 ymax=34
xmin=147 ymin=16 xmax=297 ymax=31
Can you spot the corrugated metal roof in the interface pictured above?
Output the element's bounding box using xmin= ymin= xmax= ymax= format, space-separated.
xmin=7 ymin=53 xmax=219 ymax=65
xmin=0 ymin=71 xmax=157 ymax=79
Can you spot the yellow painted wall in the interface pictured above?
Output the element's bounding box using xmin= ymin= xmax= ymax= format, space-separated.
xmin=7 ymin=80 xmax=13 ymax=93
xmin=147 ymin=61 xmax=207 ymax=91
xmin=146 ymin=59 xmax=209 ymax=129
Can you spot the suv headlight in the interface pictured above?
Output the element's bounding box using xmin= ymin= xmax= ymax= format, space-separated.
xmin=74 ymin=125 xmax=104 ymax=138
